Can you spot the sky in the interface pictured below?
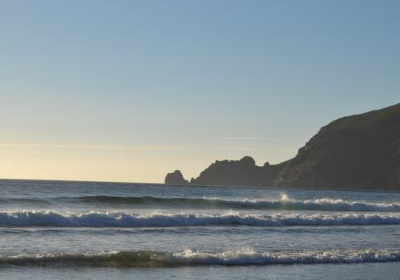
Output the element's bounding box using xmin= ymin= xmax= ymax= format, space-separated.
xmin=0 ymin=0 xmax=399 ymax=183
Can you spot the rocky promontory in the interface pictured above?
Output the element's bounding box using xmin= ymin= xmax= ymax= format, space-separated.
xmin=165 ymin=103 xmax=400 ymax=190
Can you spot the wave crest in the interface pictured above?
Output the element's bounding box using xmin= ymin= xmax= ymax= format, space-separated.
xmin=3 ymin=196 xmax=400 ymax=212
xmin=1 ymin=211 xmax=400 ymax=227
xmin=69 ymin=196 xmax=400 ymax=212
xmin=2 ymin=248 xmax=400 ymax=267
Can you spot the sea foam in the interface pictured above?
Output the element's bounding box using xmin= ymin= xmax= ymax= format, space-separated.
xmin=1 ymin=211 xmax=400 ymax=227
xmin=3 ymin=195 xmax=400 ymax=212
xmin=73 ymin=196 xmax=400 ymax=212
xmin=2 ymin=248 xmax=400 ymax=267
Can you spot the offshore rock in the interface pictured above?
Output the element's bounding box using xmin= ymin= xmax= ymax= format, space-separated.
xmin=165 ymin=170 xmax=188 ymax=185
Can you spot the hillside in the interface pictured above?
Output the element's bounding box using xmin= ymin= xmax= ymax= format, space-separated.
xmin=165 ymin=103 xmax=400 ymax=190
xmin=274 ymin=103 xmax=400 ymax=189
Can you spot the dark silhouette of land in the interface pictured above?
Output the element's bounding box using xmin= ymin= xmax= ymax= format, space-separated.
xmin=165 ymin=103 xmax=400 ymax=190
xmin=165 ymin=170 xmax=188 ymax=185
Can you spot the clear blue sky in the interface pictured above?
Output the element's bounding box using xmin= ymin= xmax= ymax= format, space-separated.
xmin=0 ymin=0 xmax=399 ymax=182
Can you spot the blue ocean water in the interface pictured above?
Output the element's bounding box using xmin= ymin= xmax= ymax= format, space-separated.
xmin=0 ymin=179 xmax=400 ymax=279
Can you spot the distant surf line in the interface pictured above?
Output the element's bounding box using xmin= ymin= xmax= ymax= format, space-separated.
xmin=2 ymin=195 xmax=400 ymax=212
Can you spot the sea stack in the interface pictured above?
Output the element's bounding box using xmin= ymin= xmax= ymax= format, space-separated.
xmin=164 ymin=170 xmax=188 ymax=185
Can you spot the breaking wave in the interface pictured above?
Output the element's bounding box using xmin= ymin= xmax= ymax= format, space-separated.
xmin=2 ymin=248 xmax=400 ymax=267
xmin=2 ymin=195 xmax=400 ymax=212
xmin=1 ymin=211 xmax=400 ymax=227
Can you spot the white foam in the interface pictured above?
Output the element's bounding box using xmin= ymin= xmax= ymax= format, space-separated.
xmin=243 ymin=197 xmax=400 ymax=212
xmin=172 ymin=248 xmax=400 ymax=265
xmin=4 ymin=195 xmax=400 ymax=212
xmin=2 ymin=248 xmax=400 ymax=266
xmin=1 ymin=211 xmax=400 ymax=227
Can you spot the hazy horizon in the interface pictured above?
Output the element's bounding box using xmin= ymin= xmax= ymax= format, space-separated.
xmin=1 ymin=0 xmax=400 ymax=183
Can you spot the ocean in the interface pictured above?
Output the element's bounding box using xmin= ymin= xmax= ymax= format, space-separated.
xmin=0 ymin=179 xmax=400 ymax=280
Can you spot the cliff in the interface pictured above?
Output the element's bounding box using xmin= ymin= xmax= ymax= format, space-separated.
xmin=274 ymin=103 xmax=400 ymax=189
xmin=165 ymin=103 xmax=400 ymax=190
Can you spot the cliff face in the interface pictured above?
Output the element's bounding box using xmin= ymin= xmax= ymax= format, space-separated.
xmin=165 ymin=103 xmax=400 ymax=190
xmin=274 ymin=103 xmax=400 ymax=189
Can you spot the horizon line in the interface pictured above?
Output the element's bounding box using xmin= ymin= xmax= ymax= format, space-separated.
xmin=0 ymin=142 xmax=298 ymax=153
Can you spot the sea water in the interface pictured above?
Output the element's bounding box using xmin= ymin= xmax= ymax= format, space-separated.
xmin=0 ymin=179 xmax=399 ymax=279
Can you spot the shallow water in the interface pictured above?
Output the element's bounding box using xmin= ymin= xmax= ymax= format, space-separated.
xmin=0 ymin=179 xmax=399 ymax=279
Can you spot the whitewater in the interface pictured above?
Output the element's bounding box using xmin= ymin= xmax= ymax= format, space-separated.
xmin=2 ymin=211 xmax=400 ymax=227
xmin=0 ymin=180 xmax=399 ymax=280
xmin=2 ymin=248 xmax=400 ymax=267
xmin=3 ymin=195 xmax=400 ymax=212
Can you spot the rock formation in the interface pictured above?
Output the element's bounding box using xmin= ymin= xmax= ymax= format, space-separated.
xmin=165 ymin=103 xmax=400 ymax=190
xmin=274 ymin=103 xmax=400 ymax=189
xmin=189 ymin=156 xmax=286 ymax=187
xmin=164 ymin=170 xmax=188 ymax=185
